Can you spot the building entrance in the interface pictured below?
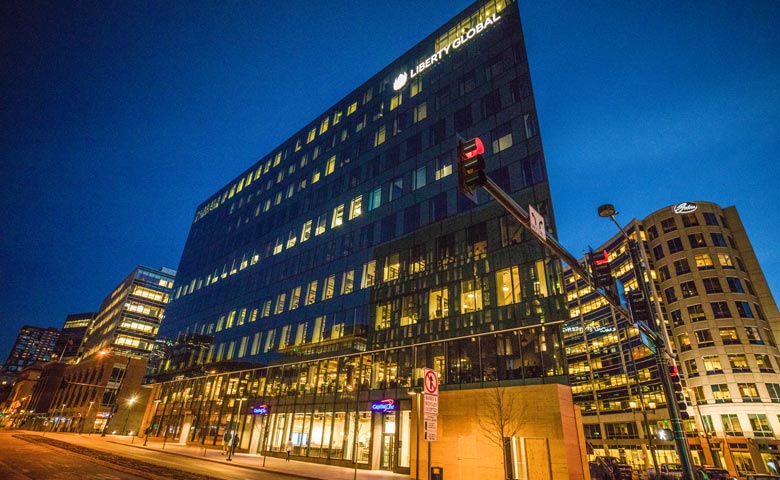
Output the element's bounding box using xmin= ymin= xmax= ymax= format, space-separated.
xmin=381 ymin=414 xmax=396 ymax=470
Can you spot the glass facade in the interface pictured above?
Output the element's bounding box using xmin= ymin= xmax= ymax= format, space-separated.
xmin=149 ymin=0 xmax=570 ymax=473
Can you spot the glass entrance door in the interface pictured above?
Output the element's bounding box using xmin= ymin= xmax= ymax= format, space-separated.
xmin=380 ymin=413 xmax=397 ymax=470
xmin=381 ymin=434 xmax=396 ymax=469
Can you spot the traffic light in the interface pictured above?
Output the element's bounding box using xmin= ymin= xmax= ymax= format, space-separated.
xmin=457 ymin=136 xmax=487 ymax=194
xmin=588 ymin=249 xmax=615 ymax=293
xmin=669 ymin=365 xmax=690 ymax=420
xmin=627 ymin=290 xmax=651 ymax=324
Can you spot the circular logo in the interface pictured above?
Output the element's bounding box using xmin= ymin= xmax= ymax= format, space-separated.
xmin=393 ymin=72 xmax=408 ymax=91
xmin=673 ymin=202 xmax=698 ymax=214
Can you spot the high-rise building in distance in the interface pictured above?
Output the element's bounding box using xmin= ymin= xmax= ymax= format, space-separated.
xmin=565 ymin=201 xmax=780 ymax=477
xmin=1 ymin=325 xmax=59 ymax=374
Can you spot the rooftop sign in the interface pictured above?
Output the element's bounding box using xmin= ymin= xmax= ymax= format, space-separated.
xmin=393 ymin=12 xmax=502 ymax=91
xmin=673 ymin=202 xmax=698 ymax=214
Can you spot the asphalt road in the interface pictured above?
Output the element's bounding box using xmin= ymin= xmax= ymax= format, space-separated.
xmin=0 ymin=431 xmax=297 ymax=480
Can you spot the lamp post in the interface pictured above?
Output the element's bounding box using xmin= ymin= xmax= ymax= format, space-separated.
xmin=409 ymin=387 xmax=422 ymax=480
xmin=144 ymin=399 xmax=161 ymax=446
xmin=598 ymin=204 xmax=696 ymax=480
xmin=122 ymin=396 xmax=137 ymax=439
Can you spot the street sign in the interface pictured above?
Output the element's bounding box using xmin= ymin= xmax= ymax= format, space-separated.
xmin=424 ymin=415 xmax=437 ymax=442
xmin=423 ymin=368 xmax=439 ymax=395
xmin=528 ymin=204 xmax=546 ymax=241
xmin=423 ymin=394 xmax=438 ymax=415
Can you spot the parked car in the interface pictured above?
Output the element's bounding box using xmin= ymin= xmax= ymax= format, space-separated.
xmin=590 ymin=456 xmax=633 ymax=480
xmin=649 ymin=463 xmax=684 ymax=479
xmin=696 ymin=466 xmax=737 ymax=480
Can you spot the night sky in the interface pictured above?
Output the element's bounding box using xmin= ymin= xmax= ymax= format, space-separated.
xmin=2 ymin=1 xmax=779 ymax=360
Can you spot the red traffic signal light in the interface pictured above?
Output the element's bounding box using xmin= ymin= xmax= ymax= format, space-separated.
xmin=458 ymin=137 xmax=487 ymax=194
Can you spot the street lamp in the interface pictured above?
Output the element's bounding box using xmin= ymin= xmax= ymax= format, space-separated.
xmin=408 ymin=387 xmax=422 ymax=480
xmin=144 ymin=399 xmax=161 ymax=446
xmin=598 ymin=204 xmax=696 ymax=480
xmin=122 ymin=396 xmax=138 ymax=439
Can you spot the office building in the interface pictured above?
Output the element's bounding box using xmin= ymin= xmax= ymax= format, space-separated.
xmin=1 ymin=325 xmax=59 ymax=374
xmin=146 ymin=1 xmax=586 ymax=478
xmin=565 ymin=201 xmax=780 ymax=477
xmin=53 ymin=312 xmax=96 ymax=364
xmin=81 ymin=266 xmax=175 ymax=360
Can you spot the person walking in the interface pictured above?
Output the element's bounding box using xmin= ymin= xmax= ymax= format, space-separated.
xmin=222 ymin=430 xmax=233 ymax=455
xmin=285 ymin=439 xmax=293 ymax=462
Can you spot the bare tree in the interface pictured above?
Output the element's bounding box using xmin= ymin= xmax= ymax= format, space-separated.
xmin=477 ymin=387 xmax=525 ymax=480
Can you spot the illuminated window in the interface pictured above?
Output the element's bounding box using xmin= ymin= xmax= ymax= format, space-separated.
xmin=275 ymin=293 xmax=286 ymax=315
xmin=323 ymin=275 xmax=335 ymax=301
xmin=435 ymin=155 xmax=452 ymax=179
xmin=312 ymin=169 xmax=321 ymax=184
xmin=305 ymin=280 xmax=318 ymax=305
xmin=491 ymin=122 xmax=513 ymax=152
xmin=374 ymin=124 xmax=386 ymax=146
xmin=461 ymin=278 xmax=483 ymax=312
xmin=414 ymin=101 xmax=427 ymax=122
xmin=286 ymin=230 xmax=297 ymax=249
xmin=383 ymin=253 xmax=400 ymax=282
xmin=295 ymin=138 xmax=303 ymax=152
xmin=333 ymin=110 xmax=342 ymax=125
xmin=717 ymin=253 xmax=733 ymax=268
xmin=307 ymin=127 xmax=317 ymax=143
xmin=349 ymin=195 xmax=362 ymax=219
xmin=331 ymin=204 xmax=344 ymax=227
xmin=319 ymin=117 xmax=329 ymax=134
xmin=410 ymin=77 xmax=422 ymax=97
xmin=703 ymin=355 xmax=722 ymax=372
xmin=677 ymin=333 xmax=691 ymax=351
xmin=429 ymin=287 xmax=449 ymax=319
xmin=341 ymin=270 xmax=354 ymax=295
xmin=262 ymin=300 xmax=272 ymax=318
xmin=325 ymin=155 xmax=336 ymax=175
xmin=375 ymin=303 xmax=392 ymax=329
xmin=289 ymin=286 xmax=301 ymax=310
xmin=361 ymin=260 xmax=376 ymax=288
xmin=495 ymin=267 xmax=521 ymax=306
xmin=315 ymin=215 xmax=326 ymax=235
xmin=301 ymin=220 xmax=312 ymax=242
xmin=390 ymin=93 xmax=402 ymax=111
xmin=347 ymin=101 xmax=357 ymax=115
xmin=273 ymin=237 xmax=283 ymax=255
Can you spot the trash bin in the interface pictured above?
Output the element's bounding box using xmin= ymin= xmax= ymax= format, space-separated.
xmin=431 ymin=466 xmax=443 ymax=480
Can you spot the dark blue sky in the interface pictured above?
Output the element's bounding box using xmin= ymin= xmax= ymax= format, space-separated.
xmin=2 ymin=1 xmax=779 ymax=360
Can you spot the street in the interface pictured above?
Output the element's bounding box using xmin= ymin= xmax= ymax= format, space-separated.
xmin=0 ymin=430 xmax=306 ymax=480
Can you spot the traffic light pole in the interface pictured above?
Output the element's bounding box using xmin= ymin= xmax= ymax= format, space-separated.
xmin=473 ymin=176 xmax=696 ymax=479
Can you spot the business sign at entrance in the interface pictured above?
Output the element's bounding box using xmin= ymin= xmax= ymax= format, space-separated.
xmin=393 ymin=12 xmax=502 ymax=90
xmin=423 ymin=368 xmax=439 ymax=395
xmin=371 ymin=398 xmax=397 ymax=412
xmin=252 ymin=404 xmax=269 ymax=415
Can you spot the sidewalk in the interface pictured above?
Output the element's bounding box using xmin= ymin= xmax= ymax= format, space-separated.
xmin=37 ymin=431 xmax=409 ymax=480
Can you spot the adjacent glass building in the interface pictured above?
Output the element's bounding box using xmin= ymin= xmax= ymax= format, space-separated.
xmin=81 ymin=266 xmax=176 ymax=361
xmin=1 ymin=325 xmax=60 ymax=374
xmin=148 ymin=0 xmax=573 ymax=475
xmin=565 ymin=202 xmax=780 ymax=477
